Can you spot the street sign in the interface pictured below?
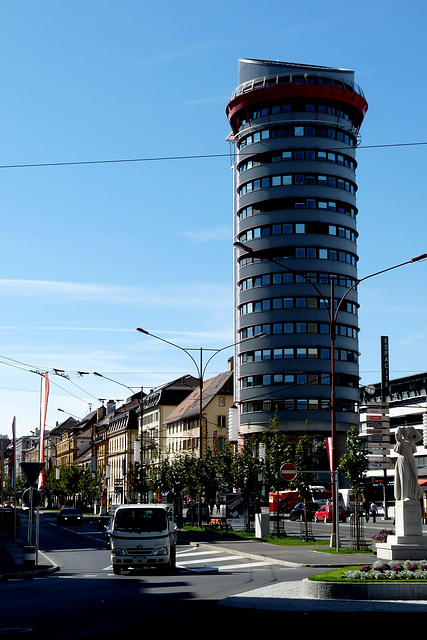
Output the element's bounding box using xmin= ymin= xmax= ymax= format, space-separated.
xmin=20 ymin=462 xmax=45 ymax=487
xmin=280 ymin=462 xmax=297 ymax=481
xmin=22 ymin=488 xmax=42 ymax=509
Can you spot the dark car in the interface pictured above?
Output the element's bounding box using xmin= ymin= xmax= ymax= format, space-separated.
xmin=289 ymin=502 xmax=319 ymax=521
xmin=57 ymin=507 xmax=83 ymax=526
xmin=104 ymin=517 xmax=113 ymax=549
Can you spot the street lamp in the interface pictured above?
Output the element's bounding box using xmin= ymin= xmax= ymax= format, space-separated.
xmin=234 ymin=241 xmax=427 ymax=547
xmin=93 ymin=372 xmax=147 ymax=504
xmin=136 ymin=328 xmax=238 ymax=457
xmin=57 ymin=408 xmax=82 ymax=420
xmin=136 ymin=328 xmax=263 ymax=526
xmin=93 ymin=372 xmax=141 ymax=397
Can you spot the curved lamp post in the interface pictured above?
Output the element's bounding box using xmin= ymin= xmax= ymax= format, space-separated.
xmin=234 ymin=241 xmax=427 ymax=547
xmin=136 ymin=328 xmax=241 ymax=526
xmin=93 ymin=372 xmax=148 ymax=504
xmin=93 ymin=371 xmax=141 ymax=397
xmin=57 ymin=408 xmax=82 ymax=420
xmin=136 ymin=328 xmax=239 ymax=457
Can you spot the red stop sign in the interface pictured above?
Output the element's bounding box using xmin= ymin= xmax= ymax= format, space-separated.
xmin=280 ymin=462 xmax=297 ymax=481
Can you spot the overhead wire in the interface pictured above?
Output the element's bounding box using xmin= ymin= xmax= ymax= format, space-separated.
xmin=0 ymin=354 xmax=99 ymax=406
xmin=0 ymin=140 xmax=425 ymax=171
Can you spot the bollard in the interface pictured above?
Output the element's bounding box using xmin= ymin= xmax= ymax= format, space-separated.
xmin=23 ymin=545 xmax=36 ymax=569
xmin=255 ymin=509 xmax=270 ymax=538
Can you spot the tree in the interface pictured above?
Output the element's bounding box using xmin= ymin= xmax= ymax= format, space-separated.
xmin=216 ymin=440 xmax=237 ymax=494
xmin=263 ymin=411 xmax=293 ymax=493
xmin=129 ymin=462 xmax=150 ymax=500
xmin=337 ymin=425 xmax=369 ymax=549
xmin=197 ymin=448 xmax=219 ymax=512
xmin=337 ymin=425 xmax=369 ymax=498
xmin=79 ymin=468 xmax=103 ymax=507
xmin=231 ymin=440 xmax=265 ymax=530
xmin=288 ymin=435 xmax=324 ymax=541
xmin=288 ymin=435 xmax=324 ymax=499
xmin=45 ymin=468 xmax=62 ymax=508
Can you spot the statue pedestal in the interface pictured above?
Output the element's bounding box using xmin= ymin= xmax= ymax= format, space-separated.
xmin=376 ymin=500 xmax=427 ymax=560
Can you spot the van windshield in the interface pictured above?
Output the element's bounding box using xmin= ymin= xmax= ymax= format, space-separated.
xmin=115 ymin=508 xmax=167 ymax=532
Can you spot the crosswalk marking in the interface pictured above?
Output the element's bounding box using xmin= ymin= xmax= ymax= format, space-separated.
xmin=176 ymin=550 xmax=224 ymax=558
xmin=176 ymin=547 xmax=283 ymax=572
xmin=214 ymin=561 xmax=276 ymax=571
xmin=177 ymin=555 xmax=234 ymax=566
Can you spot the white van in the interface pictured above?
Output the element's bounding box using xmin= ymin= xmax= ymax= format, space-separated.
xmin=110 ymin=504 xmax=177 ymax=575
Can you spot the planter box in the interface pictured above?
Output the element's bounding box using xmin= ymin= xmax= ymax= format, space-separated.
xmin=303 ymin=578 xmax=427 ymax=601
xmin=371 ymin=537 xmax=388 ymax=552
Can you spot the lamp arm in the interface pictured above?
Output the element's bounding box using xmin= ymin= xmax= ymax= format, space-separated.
xmin=136 ymin=328 xmax=200 ymax=375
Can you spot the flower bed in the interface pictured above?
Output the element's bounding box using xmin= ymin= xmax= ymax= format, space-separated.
xmin=370 ymin=528 xmax=393 ymax=551
xmin=345 ymin=559 xmax=427 ymax=580
xmin=371 ymin=528 xmax=394 ymax=543
xmin=370 ymin=528 xmax=394 ymax=552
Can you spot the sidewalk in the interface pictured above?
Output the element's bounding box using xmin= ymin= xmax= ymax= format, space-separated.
xmin=0 ymin=529 xmax=58 ymax=580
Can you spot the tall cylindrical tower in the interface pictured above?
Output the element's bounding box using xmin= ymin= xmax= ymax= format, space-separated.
xmin=226 ymin=59 xmax=367 ymax=445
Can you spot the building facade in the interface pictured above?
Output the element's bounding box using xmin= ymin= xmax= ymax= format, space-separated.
xmin=164 ymin=371 xmax=234 ymax=458
xmin=227 ymin=58 xmax=367 ymax=448
xmin=361 ymin=373 xmax=427 ymax=482
xmin=138 ymin=376 xmax=199 ymax=465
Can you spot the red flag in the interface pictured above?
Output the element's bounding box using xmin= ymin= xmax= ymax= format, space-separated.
xmin=11 ymin=417 xmax=16 ymax=491
xmin=38 ymin=373 xmax=49 ymax=491
xmin=325 ymin=437 xmax=332 ymax=471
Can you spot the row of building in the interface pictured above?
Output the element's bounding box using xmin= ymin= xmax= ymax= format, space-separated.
xmin=6 ymin=366 xmax=235 ymax=510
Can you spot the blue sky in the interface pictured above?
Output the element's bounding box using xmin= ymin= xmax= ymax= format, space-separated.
xmin=1 ymin=0 xmax=427 ymax=438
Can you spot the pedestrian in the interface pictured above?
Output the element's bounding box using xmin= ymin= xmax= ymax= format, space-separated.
xmin=370 ymin=502 xmax=378 ymax=523
xmin=363 ymin=499 xmax=370 ymax=522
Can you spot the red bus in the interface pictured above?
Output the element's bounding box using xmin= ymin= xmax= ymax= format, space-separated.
xmin=269 ymin=491 xmax=302 ymax=513
xmin=269 ymin=489 xmax=343 ymax=513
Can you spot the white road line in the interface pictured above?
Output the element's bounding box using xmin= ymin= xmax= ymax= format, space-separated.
xmin=215 ymin=561 xmax=275 ymax=570
xmin=177 ymin=555 xmax=233 ymax=565
xmin=176 ymin=550 xmax=221 ymax=557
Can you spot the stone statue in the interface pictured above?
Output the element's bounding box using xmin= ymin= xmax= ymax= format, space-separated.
xmin=394 ymin=426 xmax=423 ymax=501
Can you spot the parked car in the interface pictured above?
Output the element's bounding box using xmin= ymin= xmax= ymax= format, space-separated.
xmin=104 ymin=517 xmax=113 ymax=549
xmin=289 ymin=502 xmax=319 ymax=521
xmin=56 ymin=507 xmax=83 ymax=526
xmin=314 ymin=504 xmax=347 ymax=523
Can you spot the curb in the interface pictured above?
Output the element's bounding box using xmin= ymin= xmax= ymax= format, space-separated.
xmin=0 ymin=549 xmax=60 ymax=581
xmin=1 ymin=563 xmax=60 ymax=580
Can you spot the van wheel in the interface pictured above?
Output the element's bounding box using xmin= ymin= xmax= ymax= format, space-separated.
xmin=113 ymin=565 xmax=121 ymax=575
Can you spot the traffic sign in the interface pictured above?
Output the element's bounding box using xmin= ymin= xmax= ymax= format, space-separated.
xmin=22 ymin=488 xmax=42 ymax=509
xmin=280 ymin=462 xmax=297 ymax=481
xmin=20 ymin=462 xmax=45 ymax=487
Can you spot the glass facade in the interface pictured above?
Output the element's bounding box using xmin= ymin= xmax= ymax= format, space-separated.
xmin=226 ymin=59 xmax=368 ymax=440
